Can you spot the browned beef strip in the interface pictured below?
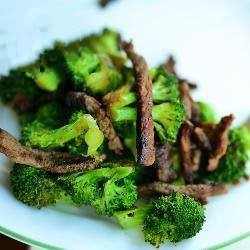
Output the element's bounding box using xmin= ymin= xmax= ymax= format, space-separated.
xmin=0 ymin=128 xmax=102 ymax=173
xmin=155 ymin=144 xmax=177 ymax=182
xmin=178 ymin=81 xmax=200 ymax=122
xmin=192 ymin=148 xmax=202 ymax=171
xmin=207 ymin=114 xmax=234 ymax=171
xmin=193 ymin=126 xmax=212 ymax=151
xmin=122 ymin=41 xmax=155 ymax=167
xmin=163 ymin=55 xmax=176 ymax=75
xmin=8 ymin=90 xmax=64 ymax=114
xmin=180 ymin=121 xmax=194 ymax=183
xmin=66 ymin=91 xmax=124 ymax=155
xmin=138 ymin=181 xmax=227 ymax=200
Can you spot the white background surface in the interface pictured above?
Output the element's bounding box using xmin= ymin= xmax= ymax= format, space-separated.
xmin=0 ymin=0 xmax=250 ymax=249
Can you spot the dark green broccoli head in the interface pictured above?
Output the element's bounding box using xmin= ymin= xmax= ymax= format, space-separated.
xmin=153 ymin=101 xmax=185 ymax=143
xmin=0 ymin=70 xmax=42 ymax=103
xmin=114 ymin=192 xmax=205 ymax=247
xmin=206 ymin=127 xmax=250 ymax=183
xmin=10 ymin=164 xmax=66 ymax=208
xmin=197 ymin=102 xmax=217 ymax=122
xmin=59 ymin=166 xmax=137 ymax=216
xmin=81 ymin=28 xmax=126 ymax=66
xmin=151 ymin=67 xmax=180 ymax=103
xmin=35 ymin=101 xmax=70 ymax=128
xmin=143 ymin=193 xmax=205 ymax=246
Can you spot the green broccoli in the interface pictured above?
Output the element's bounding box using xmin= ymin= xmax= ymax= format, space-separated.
xmin=21 ymin=111 xmax=104 ymax=155
xmin=104 ymin=68 xmax=185 ymax=144
xmin=10 ymin=164 xmax=71 ymax=208
xmin=59 ymin=166 xmax=137 ymax=216
xmin=76 ymin=28 xmax=126 ymax=66
xmin=114 ymin=192 xmax=205 ymax=247
xmin=151 ymin=67 xmax=180 ymax=103
xmin=197 ymin=102 xmax=217 ymax=122
xmin=206 ymin=126 xmax=250 ymax=183
xmin=0 ymin=70 xmax=42 ymax=104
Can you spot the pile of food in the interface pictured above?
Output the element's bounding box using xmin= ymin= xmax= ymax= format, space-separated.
xmin=0 ymin=29 xmax=249 ymax=247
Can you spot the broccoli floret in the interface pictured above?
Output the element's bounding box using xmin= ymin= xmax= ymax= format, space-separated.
xmin=206 ymin=127 xmax=250 ymax=183
xmin=59 ymin=166 xmax=137 ymax=216
xmin=153 ymin=102 xmax=185 ymax=143
xmin=197 ymin=102 xmax=217 ymax=122
xmin=151 ymin=67 xmax=180 ymax=103
xmin=104 ymin=69 xmax=185 ymax=144
xmin=34 ymin=101 xmax=70 ymax=128
xmin=114 ymin=192 xmax=205 ymax=247
xmin=21 ymin=111 xmax=104 ymax=155
xmin=0 ymin=70 xmax=42 ymax=103
xmin=62 ymin=46 xmax=123 ymax=95
xmin=80 ymin=28 xmax=126 ymax=66
xmin=10 ymin=164 xmax=70 ymax=208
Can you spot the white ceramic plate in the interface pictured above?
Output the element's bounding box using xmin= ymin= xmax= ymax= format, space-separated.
xmin=0 ymin=0 xmax=250 ymax=249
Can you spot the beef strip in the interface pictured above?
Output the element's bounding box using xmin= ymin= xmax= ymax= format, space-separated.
xmin=66 ymin=91 xmax=124 ymax=155
xmin=162 ymin=55 xmax=197 ymax=89
xmin=192 ymin=148 xmax=202 ymax=171
xmin=163 ymin=55 xmax=176 ymax=75
xmin=9 ymin=90 xmax=64 ymax=114
xmin=178 ymin=81 xmax=200 ymax=122
xmin=180 ymin=121 xmax=194 ymax=183
xmin=193 ymin=126 xmax=212 ymax=151
xmin=122 ymin=41 xmax=155 ymax=167
xmin=155 ymin=144 xmax=177 ymax=182
xmin=207 ymin=114 xmax=234 ymax=171
xmin=0 ymin=128 xmax=102 ymax=173
xmin=138 ymin=181 xmax=227 ymax=202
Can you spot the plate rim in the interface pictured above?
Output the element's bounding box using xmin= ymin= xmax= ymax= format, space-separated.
xmin=0 ymin=225 xmax=249 ymax=250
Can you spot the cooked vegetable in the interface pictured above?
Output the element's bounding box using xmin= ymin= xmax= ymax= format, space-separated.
xmin=10 ymin=164 xmax=71 ymax=208
xmin=197 ymin=102 xmax=217 ymax=123
xmin=22 ymin=111 xmax=104 ymax=156
xmin=59 ymin=166 xmax=137 ymax=216
xmin=114 ymin=192 xmax=205 ymax=247
xmin=104 ymin=68 xmax=185 ymax=145
xmin=205 ymin=126 xmax=250 ymax=183
xmin=0 ymin=28 xmax=249 ymax=248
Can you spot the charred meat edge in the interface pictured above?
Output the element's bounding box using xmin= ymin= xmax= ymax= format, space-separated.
xmin=180 ymin=121 xmax=194 ymax=184
xmin=179 ymin=81 xmax=200 ymax=122
xmin=122 ymin=41 xmax=155 ymax=167
xmin=66 ymin=91 xmax=124 ymax=155
xmin=138 ymin=181 xmax=227 ymax=202
xmin=0 ymin=128 xmax=103 ymax=173
xmin=155 ymin=144 xmax=177 ymax=182
xmin=207 ymin=114 xmax=234 ymax=171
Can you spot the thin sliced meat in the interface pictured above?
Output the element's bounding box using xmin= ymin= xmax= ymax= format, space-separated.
xmin=207 ymin=114 xmax=234 ymax=171
xmin=9 ymin=90 xmax=64 ymax=114
xmin=180 ymin=121 xmax=194 ymax=183
xmin=192 ymin=148 xmax=202 ymax=171
xmin=155 ymin=144 xmax=177 ymax=182
xmin=163 ymin=55 xmax=176 ymax=75
xmin=193 ymin=126 xmax=212 ymax=151
xmin=66 ymin=91 xmax=124 ymax=155
xmin=162 ymin=55 xmax=197 ymax=89
xmin=0 ymin=128 xmax=102 ymax=173
xmin=122 ymin=41 xmax=155 ymax=167
xmin=138 ymin=181 xmax=227 ymax=201
xmin=179 ymin=81 xmax=200 ymax=122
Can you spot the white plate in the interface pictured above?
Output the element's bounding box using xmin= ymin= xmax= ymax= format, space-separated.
xmin=0 ymin=0 xmax=250 ymax=249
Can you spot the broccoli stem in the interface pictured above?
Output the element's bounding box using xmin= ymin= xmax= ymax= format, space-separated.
xmin=114 ymin=205 xmax=152 ymax=228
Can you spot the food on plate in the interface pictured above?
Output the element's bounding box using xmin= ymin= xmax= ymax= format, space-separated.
xmin=0 ymin=28 xmax=249 ymax=247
